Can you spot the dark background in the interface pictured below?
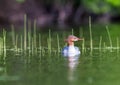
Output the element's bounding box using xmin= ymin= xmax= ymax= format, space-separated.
xmin=0 ymin=0 xmax=120 ymax=29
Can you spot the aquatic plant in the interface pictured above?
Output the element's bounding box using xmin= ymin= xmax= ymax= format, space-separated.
xmin=89 ymin=16 xmax=93 ymax=54
xmin=24 ymin=14 xmax=27 ymax=51
xmin=57 ymin=34 xmax=60 ymax=53
xmin=99 ymin=36 xmax=102 ymax=52
xmin=0 ymin=15 xmax=119 ymax=56
xmin=0 ymin=27 xmax=120 ymax=55
xmin=3 ymin=29 xmax=6 ymax=58
xmin=106 ymin=26 xmax=112 ymax=51
xmin=0 ymin=37 xmax=3 ymax=55
xmin=116 ymin=37 xmax=119 ymax=53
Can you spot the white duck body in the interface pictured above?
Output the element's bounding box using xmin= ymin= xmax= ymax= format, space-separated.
xmin=62 ymin=46 xmax=80 ymax=56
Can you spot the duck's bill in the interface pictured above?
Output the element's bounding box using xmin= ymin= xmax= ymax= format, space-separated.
xmin=77 ymin=38 xmax=84 ymax=41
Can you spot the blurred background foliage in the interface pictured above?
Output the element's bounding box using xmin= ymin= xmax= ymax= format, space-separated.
xmin=82 ymin=0 xmax=120 ymax=14
xmin=16 ymin=0 xmax=25 ymax=3
xmin=0 ymin=0 xmax=120 ymax=29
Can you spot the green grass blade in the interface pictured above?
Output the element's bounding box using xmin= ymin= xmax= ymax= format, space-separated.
xmin=89 ymin=16 xmax=93 ymax=54
xmin=106 ymin=26 xmax=112 ymax=51
xmin=24 ymin=14 xmax=27 ymax=51
xmin=57 ymin=34 xmax=60 ymax=53
xmin=99 ymin=36 xmax=102 ymax=52
xmin=11 ymin=25 xmax=16 ymax=48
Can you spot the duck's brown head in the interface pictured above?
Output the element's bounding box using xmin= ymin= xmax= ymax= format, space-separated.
xmin=65 ymin=35 xmax=83 ymax=45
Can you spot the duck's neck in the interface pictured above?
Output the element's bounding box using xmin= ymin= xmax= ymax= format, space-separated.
xmin=68 ymin=41 xmax=74 ymax=46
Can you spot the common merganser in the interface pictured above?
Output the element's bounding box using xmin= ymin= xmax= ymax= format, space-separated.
xmin=62 ymin=35 xmax=83 ymax=56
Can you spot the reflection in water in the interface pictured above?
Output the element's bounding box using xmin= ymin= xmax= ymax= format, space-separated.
xmin=0 ymin=66 xmax=20 ymax=81
xmin=0 ymin=75 xmax=20 ymax=81
xmin=64 ymin=54 xmax=80 ymax=84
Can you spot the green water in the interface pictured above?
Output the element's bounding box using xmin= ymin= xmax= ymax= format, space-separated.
xmin=0 ymin=24 xmax=120 ymax=85
xmin=0 ymin=52 xmax=120 ymax=85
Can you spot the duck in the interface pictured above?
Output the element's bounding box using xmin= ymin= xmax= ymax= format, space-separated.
xmin=62 ymin=35 xmax=83 ymax=56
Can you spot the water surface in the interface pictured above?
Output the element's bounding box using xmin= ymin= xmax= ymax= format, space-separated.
xmin=0 ymin=51 xmax=120 ymax=85
xmin=0 ymin=24 xmax=120 ymax=85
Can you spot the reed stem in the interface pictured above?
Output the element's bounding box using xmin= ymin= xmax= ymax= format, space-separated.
xmin=106 ymin=26 xmax=112 ymax=50
xmin=28 ymin=20 xmax=31 ymax=50
xmin=82 ymin=38 xmax=85 ymax=54
xmin=3 ymin=29 xmax=6 ymax=62
xmin=103 ymin=42 xmax=106 ymax=52
xmin=57 ymin=34 xmax=60 ymax=53
xmin=0 ymin=37 xmax=3 ymax=55
xmin=31 ymin=37 xmax=34 ymax=55
xmin=48 ymin=29 xmax=51 ymax=53
xmin=99 ymin=36 xmax=102 ymax=52
xmin=11 ymin=25 xmax=16 ymax=49
xmin=39 ymin=34 xmax=41 ymax=54
xmin=20 ymin=35 xmax=23 ymax=52
xmin=24 ymin=14 xmax=27 ymax=51
xmin=33 ymin=20 xmax=37 ymax=53
xmin=47 ymin=38 xmax=51 ymax=53
xmin=89 ymin=16 xmax=93 ymax=53
xmin=15 ymin=35 xmax=18 ymax=53
xmin=117 ymin=37 xmax=119 ymax=53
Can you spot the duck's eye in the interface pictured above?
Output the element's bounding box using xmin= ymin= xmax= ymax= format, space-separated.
xmin=74 ymin=38 xmax=78 ymax=41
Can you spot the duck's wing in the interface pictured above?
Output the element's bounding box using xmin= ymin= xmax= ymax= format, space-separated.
xmin=62 ymin=46 xmax=68 ymax=54
xmin=74 ymin=46 xmax=80 ymax=54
